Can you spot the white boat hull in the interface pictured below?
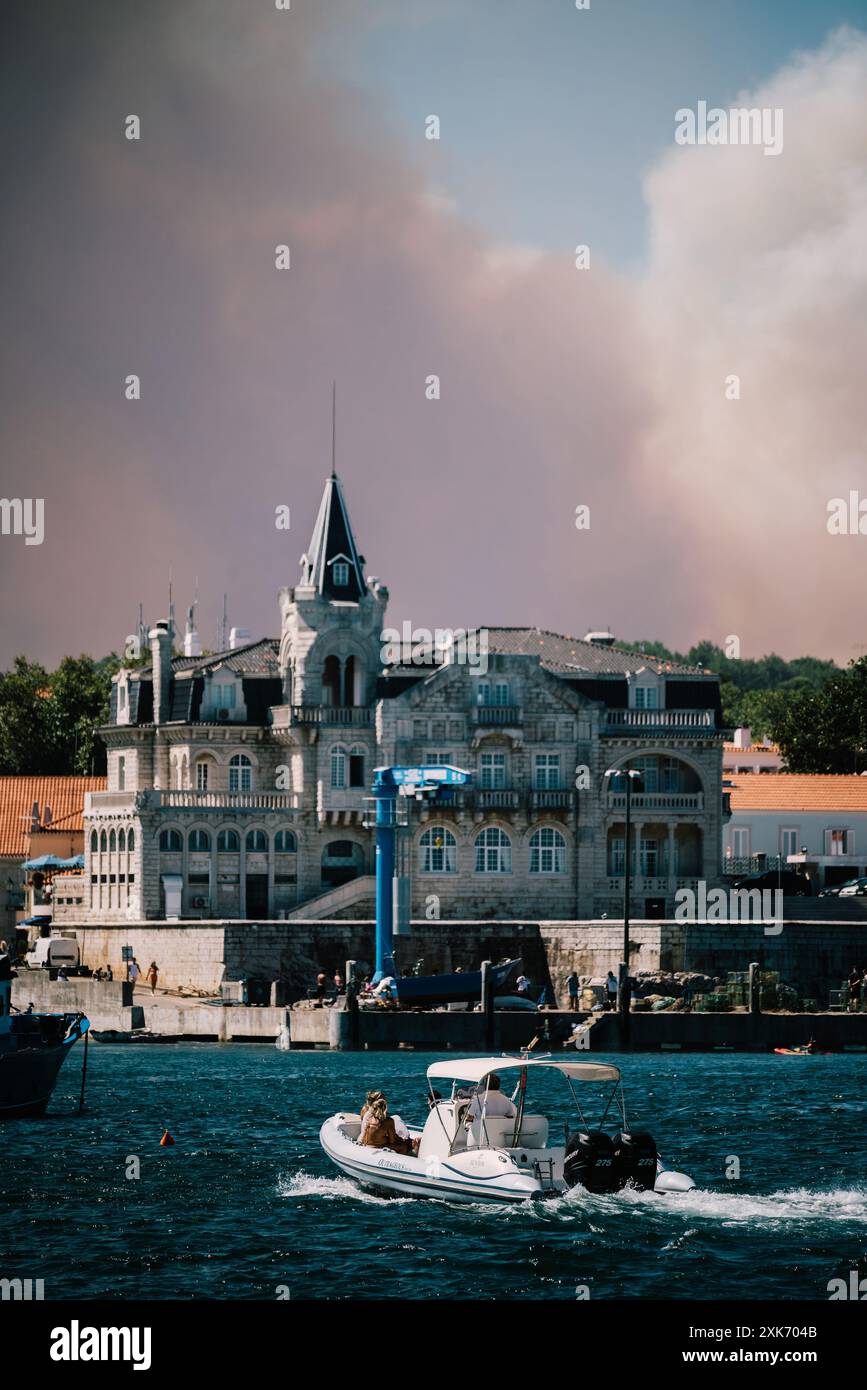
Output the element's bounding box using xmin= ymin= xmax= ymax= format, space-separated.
xmin=320 ymin=1115 xmax=695 ymax=1203
xmin=320 ymin=1115 xmax=545 ymax=1203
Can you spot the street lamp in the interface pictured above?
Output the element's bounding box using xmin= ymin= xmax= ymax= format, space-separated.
xmin=604 ymin=765 xmax=643 ymax=1034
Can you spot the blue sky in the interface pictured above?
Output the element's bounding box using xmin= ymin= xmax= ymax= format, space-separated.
xmin=318 ymin=0 xmax=867 ymax=268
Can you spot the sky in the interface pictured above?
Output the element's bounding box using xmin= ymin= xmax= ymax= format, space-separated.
xmin=1 ymin=0 xmax=867 ymax=666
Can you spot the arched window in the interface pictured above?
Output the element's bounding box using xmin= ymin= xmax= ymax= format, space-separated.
xmin=420 ymin=826 xmax=457 ymax=874
xmin=330 ymin=744 xmax=347 ymax=789
xmin=90 ymin=830 xmax=98 ymax=853
xmin=118 ymin=828 xmax=126 ymax=852
xmin=275 ymin=830 xmax=296 ymax=853
xmin=229 ymin=754 xmax=253 ymax=792
xmin=127 ymin=829 xmax=135 ymax=853
xmin=217 ymin=828 xmax=240 ymax=852
xmin=474 ymin=826 xmax=512 ymax=874
xmin=246 ymin=829 xmax=268 ymax=852
xmin=529 ymin=826 xmax=566 ymax=874
xmin=159 ymin=829 xmax=182 ymax=852
xmin=109 ymin=829 xmax=117 ymax=852
xmin=349 ymin=744 xmax=366 ymax=788
xmin=189 ymin=829 xmax=211 ymax=852
xmin=99 ymin=830 xmax=108 ymax=853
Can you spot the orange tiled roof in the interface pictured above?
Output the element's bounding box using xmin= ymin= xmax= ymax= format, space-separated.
xmin=0 ymin=776 xmax=106 ymax=858
xmin=728 ymin=774 xmax=867 ymax=813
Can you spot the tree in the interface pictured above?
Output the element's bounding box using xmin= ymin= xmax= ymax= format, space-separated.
xmin=0 ymin=654 xmax=119 ymax=775
xmin=770 ymin=658 xmax=867 ymax=773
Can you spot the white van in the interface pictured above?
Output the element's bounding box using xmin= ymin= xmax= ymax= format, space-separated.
xmin=28 ymin=937 xmax=80 ymax=971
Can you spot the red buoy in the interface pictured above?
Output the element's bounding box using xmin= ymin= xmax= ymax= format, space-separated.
xmin=160 ymin=1129 xmax=175 ymax=1146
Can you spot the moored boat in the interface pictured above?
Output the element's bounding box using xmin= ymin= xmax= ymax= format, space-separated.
xmin=0 ymin=969 xmax=89 ymax=1119
xmin=320 ymin=1054 xmax=695 ymax=1203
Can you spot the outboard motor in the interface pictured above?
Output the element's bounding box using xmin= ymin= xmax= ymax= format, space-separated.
xmin=611 ymin=1131 xmax=658 ymax=1191
xmin=563 ymin=1130 xmax=620 ymax=1194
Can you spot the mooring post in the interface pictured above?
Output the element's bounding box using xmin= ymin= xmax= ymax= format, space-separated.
xmin=749 ymin=960 xmax=761 ymax=1020
xmin=346 ymin=957 xmax=359 ymax=1051
xmin=481 ymin=959 xmax=494 ymax=1050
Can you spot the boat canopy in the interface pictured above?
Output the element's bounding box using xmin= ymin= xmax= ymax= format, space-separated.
xmin=426 ymin=1056 xmax=620 ymax=1084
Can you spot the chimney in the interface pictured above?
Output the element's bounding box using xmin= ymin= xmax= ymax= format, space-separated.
xmin=733 ymin=726 xmax=752 ymax=749
xmin=183 ymin=606 xmax=202 ymax=658
xmin=149 ymin=620 xmax=173 ymax=724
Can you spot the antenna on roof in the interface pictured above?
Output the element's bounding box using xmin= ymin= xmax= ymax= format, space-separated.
xmin=219 ymin=593 xmax=228 ymax=652
xmin=331 ymin=380 xmax=337 ymax=478
xmin=168 ymin=569 xmax=175 ymax=642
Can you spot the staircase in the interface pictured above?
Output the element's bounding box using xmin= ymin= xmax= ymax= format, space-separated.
xmin=284 ymin=875 xmax=376 ymax=920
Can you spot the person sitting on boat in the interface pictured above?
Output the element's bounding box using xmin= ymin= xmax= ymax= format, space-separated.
xmin=358 ymin=1091 xmax=399 ymax=1149
xmin=466 ymin=1073 xmax=517 ymax=1125
xmin=359 ymin=1090 xmax=417 ymax=1154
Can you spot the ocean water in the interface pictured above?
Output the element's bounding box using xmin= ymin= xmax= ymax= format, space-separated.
xmin=1 ymin=1045 xmax=865 ymax=1300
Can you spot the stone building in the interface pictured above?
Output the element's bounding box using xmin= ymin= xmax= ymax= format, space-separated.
xmin=80 ymin=475 xmax=726 ymax=924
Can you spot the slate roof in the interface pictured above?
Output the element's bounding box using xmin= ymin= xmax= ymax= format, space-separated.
xmin=382 ymin=628 xmax=710 ymax=679
xmin=141 ymin=638 xmax=281 ymax=679
xmin=299 ymin=474 xmax=367 ymax=601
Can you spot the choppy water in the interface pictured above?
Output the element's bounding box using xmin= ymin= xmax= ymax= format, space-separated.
xmin=1 ymin=1046 xmax=865 ymax=1299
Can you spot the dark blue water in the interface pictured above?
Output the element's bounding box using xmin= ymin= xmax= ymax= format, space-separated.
xmin=1 ymin=1045 xmax=864 ymax=1300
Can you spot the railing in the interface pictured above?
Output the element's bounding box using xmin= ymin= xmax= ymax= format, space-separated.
xmin=86 ymin=791 xmax=136 ymax=810
xmin=156 ymin=790 xmax=300 ymax=810
xmin=722 ymin=855 xmax=785 ymax=876
xmin=530 ymin=790 xmax=575 ymax=810
xmin=473 ymin=705 xmax=523 ymax=726
xmin=476 ymin=789 xmax=521 ymax=810
xmin=603 ymin=709 xmax=717 ymax=734
xmin=607 ymin=792 xmax=704 ymax=812
xmin=289 ymin=706 xmax=372 ymax=726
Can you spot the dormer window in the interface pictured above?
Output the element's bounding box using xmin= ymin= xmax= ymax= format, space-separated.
xmin=333 ymin=561 xmax=350 ymax=587
xmin=634 ymin=686 xmax=658 ymax=710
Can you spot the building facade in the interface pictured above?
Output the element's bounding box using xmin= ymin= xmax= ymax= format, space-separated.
xmin=79 ymin=476 xmax=727 ymax=924
xmin=724 ymin=773 xmax=867 ymax=890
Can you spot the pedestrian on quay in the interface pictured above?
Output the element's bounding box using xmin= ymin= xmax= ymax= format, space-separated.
xmin=315 ymin=969 xmax=328 ymax=1006
xmin=605 ymin=970 xmax=618 ymax=1011
xmin=565 ymin=971 xmax=580 ymax=1012
xmin=128 ymin=957 xmax=141 ymax=989
xmin=146 ymin=961 xmax=159 ymax=994
xmin=105 ymin=963 xmax=113 ymax=981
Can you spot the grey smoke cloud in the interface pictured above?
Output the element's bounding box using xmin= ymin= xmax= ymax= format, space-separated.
xmin=0 ymin=4 xmax=864 ymax=664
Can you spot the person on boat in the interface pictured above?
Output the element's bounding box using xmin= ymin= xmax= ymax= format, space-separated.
xmin=466 ymin=1073 xmax=517 ymax=1124
xmin=516 ymin=974 xmax=531 ymax=996
xmin=358 ymin=1091 xmax=399 ymax=1148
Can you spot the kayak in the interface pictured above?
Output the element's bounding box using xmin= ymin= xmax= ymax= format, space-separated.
xmin=773 ymin=1047 xmax=831 ymax=1055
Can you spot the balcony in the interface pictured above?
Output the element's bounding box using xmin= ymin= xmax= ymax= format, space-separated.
xmin=473 ymin=705 xmax=523 ymax=727
xmin=607 ymin=792 xmax=704 ymax=814
xmin=530 ymin=790 xmax=575 ymax=811
xmin=475 ymin=788 xmax=521 ymax=811
xmin=87 ymin=790 xmax=300 ymax=813
xmin=272 ymin=705 xmax=372 ymax=728
xmin=603 ymin=709 xmax=717 ymax=736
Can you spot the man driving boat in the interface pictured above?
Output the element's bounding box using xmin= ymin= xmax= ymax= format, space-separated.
xmin=466 ymin=1073 xmax=517 ymax=1124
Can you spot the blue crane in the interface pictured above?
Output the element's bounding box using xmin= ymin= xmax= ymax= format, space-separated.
xmin=371 ymin=764 xmax=473 ymax=981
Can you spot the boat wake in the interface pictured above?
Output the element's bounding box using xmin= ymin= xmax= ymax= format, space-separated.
xmin=277 ymin=1171 xmax=415 ymax=1204
xmin=492 ymin=1183 xmax=867 ymax=1229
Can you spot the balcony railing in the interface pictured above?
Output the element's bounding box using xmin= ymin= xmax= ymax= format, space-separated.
xmin=476 ymin=788 xmax=521 ymax=810
xmin=473 ymin=705 xmax=523 ymax=726
xmin=88 ymin=790 xmax=300 ymax=812
xmin=603 ymin=709 xmax=717 ymax=735
xmin=284 ymin=705 xmax=372 ymax=726
xmin=530 ymin=790 xmax=575 ymax=810
xmin=607 ymin=792 xmax=704 ymax=813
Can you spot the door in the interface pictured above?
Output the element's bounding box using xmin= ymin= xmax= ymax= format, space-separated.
xmin=245 ymin=874 xmax=269 ymax=918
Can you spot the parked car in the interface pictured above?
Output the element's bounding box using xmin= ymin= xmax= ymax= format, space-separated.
xmin=26 ymin=937 xmax=80 ymax=971
xmin=839 ymin=877 xmax=867 ymax=897
xmin=729 ymin=869 xmax=811 ymax=896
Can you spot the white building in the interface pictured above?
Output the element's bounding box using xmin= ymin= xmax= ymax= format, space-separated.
xmin=724 ymin=773 xmax=867 ymax=888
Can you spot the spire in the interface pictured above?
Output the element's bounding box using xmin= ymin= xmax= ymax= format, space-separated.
xmin=331 ymin=380 xmax=337 ymax=479
xmin=300 ymin=474 xmax=366 ymax=601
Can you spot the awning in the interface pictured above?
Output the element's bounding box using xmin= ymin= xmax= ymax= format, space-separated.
xmin=21 ymin=854 xmax=67 ymax=870
xmin=426 ymin=1056 xmax=620 ymax=1084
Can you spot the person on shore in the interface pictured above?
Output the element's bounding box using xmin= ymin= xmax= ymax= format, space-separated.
xmin=565 ymin=972 xmax=580 ymax=1011
xmin=315 ymin=970 xmax=327 ymax=1006
xmin=516 ymin=973 xmax=530 ymax=997
xmin=848 ymin=967 xmax=861 ymax=1012
xmin=333 ymin=971 xmax=345 ymax=994
xmin=57 ymin=965 xmax=69 ymax=982
xmin=605 ymin=971 xmax=618 ymax=1011
xmin=105 ymin=963 xmax=113 ymax=982
xmin=127 ymin=957 xmax=141 ymax=988
xmin=146 ymin=961 xmax=159 ymax=994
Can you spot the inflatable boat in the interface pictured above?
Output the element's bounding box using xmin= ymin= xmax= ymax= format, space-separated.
xmin=320 ymin=1054 xmax=695 ymax=1203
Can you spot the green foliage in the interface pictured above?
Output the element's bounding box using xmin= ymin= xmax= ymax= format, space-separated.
xmin=0 ymin=654 xmax=120 ymax=775
xmin=770 ymin=658 xmax=867 ymax=773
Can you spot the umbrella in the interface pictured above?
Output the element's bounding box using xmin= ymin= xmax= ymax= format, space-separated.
xmin=21 ymin=854 xmax=67 ymax=871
